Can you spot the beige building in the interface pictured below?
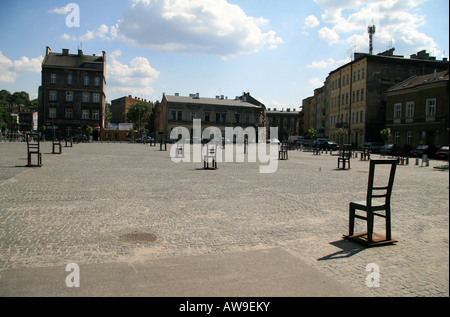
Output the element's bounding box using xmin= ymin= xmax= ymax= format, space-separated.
xmin=303 ymin=49 xmax=448 ymax=147
xmin=154 ymin=92 xmax=266 ymax=140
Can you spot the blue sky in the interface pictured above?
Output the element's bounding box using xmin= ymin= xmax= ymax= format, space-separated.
xmin=0 ymin=0 xmax=448 ymax=110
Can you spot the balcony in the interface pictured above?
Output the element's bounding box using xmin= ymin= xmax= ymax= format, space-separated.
xmin=335 ymin=123 xmax=349 ymax=129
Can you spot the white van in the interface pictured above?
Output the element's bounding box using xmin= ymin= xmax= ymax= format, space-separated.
xmin=288 ymin=136 xmax=303 ymax=144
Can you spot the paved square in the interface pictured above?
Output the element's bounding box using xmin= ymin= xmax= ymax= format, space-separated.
xmin=0 ymin=141 xmax=448 ymax=296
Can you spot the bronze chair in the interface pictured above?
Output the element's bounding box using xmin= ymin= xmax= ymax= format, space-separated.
xmin=345 ymin=159 xmax=398 ymax=246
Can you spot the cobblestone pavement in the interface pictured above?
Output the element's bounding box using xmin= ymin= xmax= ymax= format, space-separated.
xmin=0 ymin=141 xmax=448 ymax=296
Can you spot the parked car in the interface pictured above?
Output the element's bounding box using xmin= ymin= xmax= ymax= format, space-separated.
xmin=391 ymin=144 xmax=412 ymax=157
xmin=315 ymin=140 xmax=339 ymax=150
xmin=71 ymin=134 xmax=88 ymax=143
xmin=164 ymin=137 xmax=178 ymax=144
xmin=364 ymin=142 xmax=384 ymax=153
xmin=379 ymin=144 xmax=394 ymax=155
xmin=409 ymin=145 xmax=438 ymax=158
xmin=296 ymin=139 xmax=310 ymax=146
xmin=435 ymin=146 xmax=449 ymax=160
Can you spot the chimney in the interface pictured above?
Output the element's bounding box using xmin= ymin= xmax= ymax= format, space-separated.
xmin=46 ymin=46 xmax=51 ymax=56
xmin=78 ymin=49 xmax=83 ymax=56
xmin=62 ymin=48 xmax=69 ymax=56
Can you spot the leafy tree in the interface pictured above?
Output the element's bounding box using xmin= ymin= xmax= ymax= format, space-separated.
xmin=104 ymin=102 xmax=112 ymax=123
xmin=126 ymin=102 xmax=153 ymax=133
xmin=0 ymin=107 xmax=12 ymax=129
xmin=380 ymin=128 xmax=391 ymax=144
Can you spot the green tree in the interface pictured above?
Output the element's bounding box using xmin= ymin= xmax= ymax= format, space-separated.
xmin=104 ymin=102 xmax=112 ymax=123
xmin=380 ymin=128 xmax=391 ymax=144
xmin=126 ymin=102 xmax=152 ymax=133
xmin=0 ymin=107 xmax=12 ymax=129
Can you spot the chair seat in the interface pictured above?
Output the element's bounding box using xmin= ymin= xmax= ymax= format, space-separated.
xmin=350 ymin=200 xmax=385 ymax=207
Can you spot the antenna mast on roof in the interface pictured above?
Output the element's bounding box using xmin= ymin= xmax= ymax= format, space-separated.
xmin=368 ymin=25 xmax=376 ymax=55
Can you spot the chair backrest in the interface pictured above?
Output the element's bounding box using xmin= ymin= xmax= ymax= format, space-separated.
xmin=366 ymin=160 xmax=397 ymax=206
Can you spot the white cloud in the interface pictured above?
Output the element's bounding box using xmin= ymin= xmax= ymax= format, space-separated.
xmin=106 ymin=50 xmax=160 ymax=97
xmin=13 ymin=56 xmax=43 ymax=73
xmin=0 ymin=51 xmax=17 ymax=83
xmin=0 ymin=51 xmax=42 ymax=83
xmin=79 ymin=24 xmax=111 ymax=42
xmin=302 ymin=15 xmax=320 ymax=34
xmin=308 ymin=77 xmax=324 ymax=89
xmin=113 ymin=0 xmax=283 ymax=58
xmin=313 ymin=0 xmax=440 ymax=55
xmin=48 ymin=6 xmax=67 ymax=15
xmin=318 ymin=27 xmax=340 ymax=44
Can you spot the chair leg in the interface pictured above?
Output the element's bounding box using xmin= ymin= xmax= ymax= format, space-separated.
xmin=349 ymin=204 xmax=355 ymax=236
xmin=367 ymin=210 xmax=374 ymax=243
xmin=385 ymin=207 xmax=392 ymax=241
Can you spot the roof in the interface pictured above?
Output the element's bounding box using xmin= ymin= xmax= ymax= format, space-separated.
xmin=42 ymin=52 xmax=104 ymax=69
xmin=164 ymin=94 xmax=263 ymax=109
xmin=387 ymin=70 xmax=449 ymax=93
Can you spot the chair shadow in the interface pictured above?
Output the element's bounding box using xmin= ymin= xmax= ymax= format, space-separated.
xmin=317 ymin=239 xmax=366 ymax=261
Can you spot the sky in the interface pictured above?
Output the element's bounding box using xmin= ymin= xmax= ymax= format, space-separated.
xmin=0 ymin=0 xmax=448 ymax=110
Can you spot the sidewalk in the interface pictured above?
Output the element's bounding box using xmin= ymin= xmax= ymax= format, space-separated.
xmin=0 ymin=141 xmax=448 ymax=297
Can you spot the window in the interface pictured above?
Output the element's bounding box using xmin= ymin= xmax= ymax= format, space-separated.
xmin=84 ymin=75 xmax=89 ymax=86
xmin=49 ymin=91 xmax=57 ymax=101
xmin=65 ymin=108 xmax=73 ymax=119
xmin=394 ymin=131 xmax=400 ymax=144
xmin=406 ymin=131 xmax=413 ymax=145
xmin=216 ymin=113 xmax=226 ymax=123
xmin=177 ymin=111 xmax=182 ymax=120
xmin=205 ymin=112 xmax=210 ymax=122
xmin=426 ymin=98 xmax=436 ymax=117
xmin=49 ymin=108 xmax=56 ymax=119
xmin=352 ymin=91 xmax=355 ymax=103
xmin=67 ymin=74 xmax=72 ymax=85
xmin=170 ymin=111 xmax=176 ymax=120
xmin=50 ymin=73 xmax=56 ymax=84
xmin=94 ymin=77 xmax=100 ymax=87
xmin=406 ymin=101 xmax=414 ymax=118
xmin=356 ymin=90 xmax=360 ymax=102
xmin=190 ymin=112 xmax=196 ymax=121
xmin=360 ymin=88 xmax=364 ymax=101
xmin=394 ymin=103 xmax=402 ymax=119
xmin=352 ymin=112 xmax=355 ymax=123
xmin=235 ymin=113 xmax=240 ymax=123
xmin=345 ymin=93 xmax=349 ymax=104
xmin=362 ymin=68 xmax=365 ymax=79
xmin=82 ymin=92 xmax=90 ymax=103
xmin=360 ymin=111 xmax=363 ymax=123
xmin=93 ymin=93 xmax=100 ymax=103
xmin=82 ymin=110 xmax=89 ymax=119
xmin=93 ymin=110 xmax=99 ymax=120
xmin=66 ymin=91 xmax=73 ymax=102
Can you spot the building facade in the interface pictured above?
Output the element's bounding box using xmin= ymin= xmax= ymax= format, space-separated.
xmin=386 ymin=70 xmax=449 ymax=147
xmin=303 ymin=49 xmax=449 ymax=147
xmin=38 ymin=47 xmax=106 ymax=140
xmin=266 ymin=108 xmax=301 ymax=141
xmin=110 ymin=95 xmax=153 ymax=124
xmin=154 ymin=92 xmax=266 ymax=140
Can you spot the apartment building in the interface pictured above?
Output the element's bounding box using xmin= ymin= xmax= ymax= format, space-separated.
xmin=386 ymin=70 xmax=449 ymax=147
xmin=303 ymin=49 xmax=449 ymax=147
xmin=38 ymin=47 xmax=106 ymax=140
xmin=154 ymin=92 xmax=266 ymax=140
xmin=266 ymin=108 xmax=301 ymax=141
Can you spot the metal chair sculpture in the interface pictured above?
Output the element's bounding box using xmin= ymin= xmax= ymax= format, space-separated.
xmin=278 ymin=142 xmax=288 ymax=160
xmin=337 ymin=144 xmax=351 ymax=169
xmin=26 ymin=133 xmax=42 ymax=167
xmin=344 ymin=159 xmax=398 ymax=247
xmin=203 ymin=144 xmax=218 ymax=169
